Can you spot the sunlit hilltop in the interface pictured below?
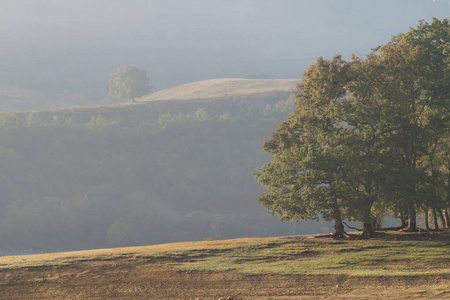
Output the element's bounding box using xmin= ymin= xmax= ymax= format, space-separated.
xmin=139 ymin=78 xmax=299 ymax=102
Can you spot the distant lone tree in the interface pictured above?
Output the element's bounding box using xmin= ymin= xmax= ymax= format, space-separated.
xmin=109 ymin=65 xmax=151 ymax=103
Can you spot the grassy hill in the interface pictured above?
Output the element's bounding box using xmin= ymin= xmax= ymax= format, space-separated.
xmin=139 ymin=78 xmax=299 ymax=101
xmin=0 ymin=82 xmax=318 ymax=254
xmin=0 ymin=78 xmax=299 ymax=112
xmin=1 ymin=230 xmax=449 ymax=299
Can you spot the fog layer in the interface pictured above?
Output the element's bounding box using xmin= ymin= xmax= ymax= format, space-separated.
xmin=1 ymin=0 xmax=448 ymax=102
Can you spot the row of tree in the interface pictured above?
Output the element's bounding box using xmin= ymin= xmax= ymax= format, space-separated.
xmin=255 ymin=18 xmax=450 ymax=237
xmin=0 ymin=92 xmax=325 ymax=253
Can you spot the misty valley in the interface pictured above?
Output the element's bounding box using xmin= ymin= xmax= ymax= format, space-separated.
xmin=0 ymin=91 xmax=336 ymax=254
xmin=1 ymin=2 xmax=450 ymax=298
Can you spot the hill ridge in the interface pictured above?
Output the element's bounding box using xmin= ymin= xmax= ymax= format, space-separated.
xmin=139 ymin=78 xmax=299 ymax=102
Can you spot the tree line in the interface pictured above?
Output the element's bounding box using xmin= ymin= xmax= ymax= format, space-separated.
xmin=254 ymin=18 xmax=450 ymax=237
xmin=0 ymin=93 xmax=327 ymax=253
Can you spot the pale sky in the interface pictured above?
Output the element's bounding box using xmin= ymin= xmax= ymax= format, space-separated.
xmin=1 ymin=0 xmax=449 ymax=96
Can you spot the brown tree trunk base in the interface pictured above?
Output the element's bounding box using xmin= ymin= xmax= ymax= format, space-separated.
xmin=362 ymin=222 xmax=374 ymax=238
xmin=437 ymin=210 xmax=446 ymax=230
xmin=332 ymin=222 xmax=349 ymax=238
xmin=444 ymin=209 xmax=450 ymax=228
xmin=407 ymin=206 xmax=417 ymax=231
xmin=332 ymin=202 xmax=348 ymax=238
xmin=433 ymin=208 xmax=440 ymax=230
xmin=423 ymin=207 xmax=430 ymax=231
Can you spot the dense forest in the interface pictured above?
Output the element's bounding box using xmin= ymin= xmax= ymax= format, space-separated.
xmin=0 ymin=92 xmax=335 ymax=254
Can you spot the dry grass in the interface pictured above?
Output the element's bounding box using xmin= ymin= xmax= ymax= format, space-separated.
xmin=0 ymin=237 xmax=268 ymax=269
xmin=1 ymin=232 xmax=449 ymax=299
xmin=139 ymin=78 xmax=299 ymax=101
xmin=1 ymin=231 xmax=449 ymax=277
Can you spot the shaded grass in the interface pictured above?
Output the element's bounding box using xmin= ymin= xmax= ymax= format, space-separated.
xmin=1 ymin=232 xmax=449 ymax=277
xmin=171 ymin=234 xmax=450 ymax=276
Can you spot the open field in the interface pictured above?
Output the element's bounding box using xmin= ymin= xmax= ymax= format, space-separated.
xmin=139 ymin=78 xmax=299 ymax=102
xmin=0 ymin=230 xmax=449 ymax=299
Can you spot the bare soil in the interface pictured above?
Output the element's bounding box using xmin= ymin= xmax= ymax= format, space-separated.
xmin=1 ymin=256 xmax=449 ymax=299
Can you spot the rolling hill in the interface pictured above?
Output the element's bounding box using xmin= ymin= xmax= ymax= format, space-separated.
xmin=1 ymin=78 xmax=449 ymax=298
xmin=0 ymin=78 xmax=315 ymax=254
xmin=139 ymin=78 xmax=299 ymax=102
xmin=0 ymin=78 xmax=300 ymax=112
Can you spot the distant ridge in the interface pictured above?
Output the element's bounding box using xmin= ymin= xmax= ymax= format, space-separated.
xmin=139 ymin=78 xmax=299 ymax=102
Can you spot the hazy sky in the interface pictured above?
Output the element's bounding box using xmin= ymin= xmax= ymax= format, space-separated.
xmin=1 ymin=0 xmax=449 ymax=96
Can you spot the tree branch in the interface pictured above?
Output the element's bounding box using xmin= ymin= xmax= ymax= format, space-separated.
xmin=343 ymin=222 xmax=362 ymax=231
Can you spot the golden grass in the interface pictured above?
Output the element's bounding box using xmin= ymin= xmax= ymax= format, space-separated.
xmin=139 ymin=78 xmax=299 ymax=101
xmin=0 ymin=237 xmax=273 ymax=269
xmin=1 ymin=232 xmax=449 ymax=277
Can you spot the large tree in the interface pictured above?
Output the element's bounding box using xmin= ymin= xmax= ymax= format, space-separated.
xmin=254 ymin=55 xmax=352 ymax=237
xmin=407 ymin=18 xmax=450 ymax=229
xmin=350 ymin=18 xmax=450 ymax=231
xmin=255 ymin=55 xmax=390 ymax=237
xmin=109 ymin=65 xmax=151 ymax=103
xmin=256 ymin=18 xmax=450 ymax=237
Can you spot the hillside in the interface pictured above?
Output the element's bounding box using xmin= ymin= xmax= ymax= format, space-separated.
xmin=0 ymin=78 xmax=299 ymax=112
xmin=0 ymin=85 xmax=330 ymax=255
xmin=1 ymin=230 xmax=449 ymax=299
xmin=139 ymin=78 xmax=299 ymax=101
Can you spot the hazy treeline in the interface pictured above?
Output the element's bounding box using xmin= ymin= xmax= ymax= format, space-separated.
xmin=0 ymin=93 xmax=332 ymax=253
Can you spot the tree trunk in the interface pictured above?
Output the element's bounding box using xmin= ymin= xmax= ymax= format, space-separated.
xmin=438 ymin=210 xmax=446 ymax=230
xmin=407 ymin=205 xmax=417 ymax=231
xmin=371 ymin=217 xmax=382 ymax=231
xmin=362 ymin=222 xmax=373 ymax=238
xmin=331 ymin=203 xmax=346 ymax=237
xmin=447 ymin=176 xmax=450 ymax=228
xmin=433 ymin=208 xmax=439 ymax=230
xmin=400 ymin=210 xmax=408 ymax=228
xmin=423 ymin=207 xmax=429 ymax=231
xmin=444 ymin=209 xmax=450 ymax=228
xmin=361 ymin=201 xmax=374 ymax=238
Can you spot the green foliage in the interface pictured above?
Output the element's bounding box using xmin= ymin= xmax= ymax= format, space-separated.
xmin=0 ymin=92 xmax=309 ymax=252
xmin=255 ymin=55 xmax=354 ymax=236
xmin=255 ymin=18 xmax=450 ymax=237
xmin=108 ymin=65 xmax=151 ymax=102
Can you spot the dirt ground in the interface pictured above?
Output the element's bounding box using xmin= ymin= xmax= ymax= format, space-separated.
xmin=0 ymin=256 xmax=449 ymax=300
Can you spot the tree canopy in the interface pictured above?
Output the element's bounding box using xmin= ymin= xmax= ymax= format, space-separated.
xmin=0 ymin=92 xmax=309 ymax=253
xmin=255 ymin=18 xmax=450 ymax=237
xmin=109 ymin=65 xmax=152 ymax=102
